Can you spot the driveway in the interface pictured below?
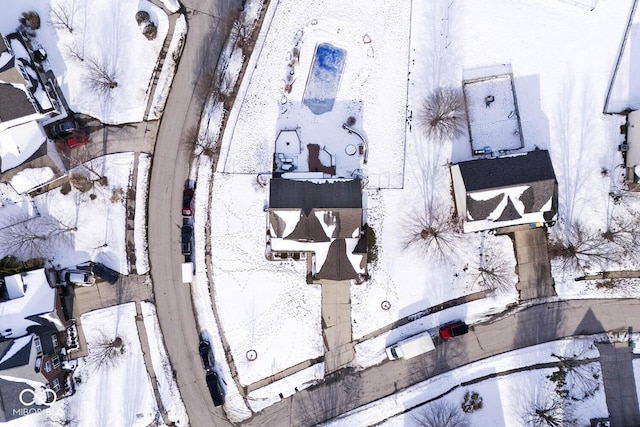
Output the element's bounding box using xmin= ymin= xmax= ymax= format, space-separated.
xmin=147 ymin=1 xmax=241 ymax=426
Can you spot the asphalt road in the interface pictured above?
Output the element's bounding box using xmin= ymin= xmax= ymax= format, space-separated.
xmin=244 ymin=299 xmax=640 ymax=426
xmin=147 ymin=1 xmax=240 ymax=426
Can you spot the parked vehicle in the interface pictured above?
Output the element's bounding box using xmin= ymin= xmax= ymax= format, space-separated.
xmin=439 ymin=321 xmax=470 ymax=340
xmin=385 ymin=331 xmax=435 ymax=360
xmin=181 ymin=222 xmax=193 ymax=256
xmin=181 ymin=262 xmax=193 ymax=284
xmin=92 ymin=263 xmax=119 ymax=284
xmin=59 ymin=269 xmax=95 ymax=286
xmin=205 ymin=371 xmax=225 ymax=407
xmin=199 ymin=338 xmax=214 ymax=371
xmin=49 ymin=119 xmax=79 ymax=138
xmin=182 ymin=188 xmax=194 ymax=217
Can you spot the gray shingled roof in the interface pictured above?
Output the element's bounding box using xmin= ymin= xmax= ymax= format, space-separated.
xmin=316 ymin=239 xmax=359 ymax=281
xmin=269 ymin=179 xmax=362 ymax=215
xmin=0 ymin=338 xmax=31 ymax=370
xmin=458 ymin=149 xmax=556 ymax=192
xmin=0 ymin=83 xmax=36 ymax=124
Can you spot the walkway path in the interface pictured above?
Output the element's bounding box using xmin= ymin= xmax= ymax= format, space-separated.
xmin=597 ymin=341 xmax=640 ymax=426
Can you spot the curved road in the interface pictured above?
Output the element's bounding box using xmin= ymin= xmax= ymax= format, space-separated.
xmin=148 ymin=1 xmax=240 ymax=426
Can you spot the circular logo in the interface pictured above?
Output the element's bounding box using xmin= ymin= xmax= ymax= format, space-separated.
xmin=19 ymin=388 xmax=57 ymax=407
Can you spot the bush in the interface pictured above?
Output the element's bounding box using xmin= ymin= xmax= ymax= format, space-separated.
xmin=20 ymin=11 xmax=41 ymax=30
xmin=461 ymin=391 xmax=483 ymax=413
xmin=135 ymin=10 xmax=150 ymax=25
xmin=143 ymin=22 xmax=157 ymax=40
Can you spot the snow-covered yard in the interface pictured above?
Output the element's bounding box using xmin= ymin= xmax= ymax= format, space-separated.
xmin=1 ymin=303 xmax=185 ymax=427
xmin=0 ymin=153 xmax=134 ymax=274
xmin=331 ymin=336 xmax=609 ymax=427
xmin=195 ymin=0 xmax=640 ymax=420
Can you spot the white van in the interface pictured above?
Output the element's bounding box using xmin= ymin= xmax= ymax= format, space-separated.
xmin=181 ymin=262 xmax=193 ymax=283
xmin=386 ymin=331 xmax=435 ymax=360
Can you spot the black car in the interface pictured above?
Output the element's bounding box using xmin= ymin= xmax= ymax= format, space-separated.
xmin=199 ymin=339 xmax=214 ymax=371
xmin=181 ymin=223 xmax=193 ymax=256
xmin=205 ymin=371 xmax=225 ymax=407
xmin=92 ymin=262 xmax=120 ymax=284
xmin=49 ymin=119 xmax=79 ymax=138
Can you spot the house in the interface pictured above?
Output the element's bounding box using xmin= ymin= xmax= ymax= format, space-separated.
xmin=0 ymin=332 xmax=70 ymax=422
xmin=0 ymin=268 xmax=75 ymax=421
xmin=0 ymin=32 xmax=63 ymax=179
xmin=450 ymin=149 xmax=558 ymax=233
xmin=268 ymin=178 xmax=366 ymax=281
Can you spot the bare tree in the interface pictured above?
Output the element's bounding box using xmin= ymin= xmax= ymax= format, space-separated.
xmin=402 ymin=209 xmax=462 ymax=264
xmin=470 ymin=237 xmax=515 ymax=294
xmin=85 ymin=56 xmax=118 ymax=100
xmin=0 ymin=214 xmax=76 ymax=259
xmin=63 ymin=41 xmax=85 ymax=62
xmin=413 ymin=400 xmax=470 ymax=427
xmin=85 ymin=331 xmax=126 ymax=372
xmin=521 ymin=385 xmax=576 ymax=427
xmin=548 ymin=221 xmax=622 ymax=274
xmin=45 ymin=398 xmax=78 ymax=427
xmin=549 ymin=354 xmax=600 ymax=401
xmin=50 ymin=3 xmax=76 ymax=33
xmin=418 ymin=87 xmax=466 ymax=141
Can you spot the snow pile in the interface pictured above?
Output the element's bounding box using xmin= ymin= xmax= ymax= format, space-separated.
xmin=140 ymin=302 xmax=189 ymax=425
xmin=148 ymin=14 xmax=187 ymax=120
xmin=134 ymin=154 xmax=151 ymax=274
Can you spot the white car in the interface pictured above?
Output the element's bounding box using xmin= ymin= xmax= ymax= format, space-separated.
xmin=59 ymin=270 xmax=95 ymax=286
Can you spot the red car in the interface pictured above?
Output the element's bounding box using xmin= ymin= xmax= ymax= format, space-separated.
xmin=439 ymin=321 xmax=469 ymax=340
xmin=182 ymin=188 xmax=194 ymax=217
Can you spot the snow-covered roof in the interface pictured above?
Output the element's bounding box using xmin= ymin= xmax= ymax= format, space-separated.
xmin=0 ymin=33 xmax=54 ymax=131
xmin=463 ymin=71 xmax=523 ymax=153
xmin=0 ymin=120 xmax=47 ymax=173
xmin=0 ymin=269 xmax=57 ymax=339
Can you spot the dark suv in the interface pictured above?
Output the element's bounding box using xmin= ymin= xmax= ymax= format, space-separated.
xmin=439 ymin=321 xmax=469 ymax=340
xmin=181 ymin=221 xmax=193 ymax=256
xmin=205 ymin=371 xmax=225 ymax=407
xmin=199 ymin=339 xmax=214 ymax=372
xmin=49 ymin=119 xmax=79 ymax=138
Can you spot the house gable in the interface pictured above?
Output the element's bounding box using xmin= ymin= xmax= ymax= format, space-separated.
xmin=453 ymin=150 xmax=558 ymax=232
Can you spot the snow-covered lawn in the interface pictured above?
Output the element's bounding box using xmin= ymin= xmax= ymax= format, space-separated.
xmin=134 ymin=154 xmax=151 ymax=274
xmin=48 ymin=0 xmax=169 ymax=124
xmin=0 ymin=153 xmax=134 ymax=274
xmin=330 ymin=336 xmax=608 ymax=427
xmin=209 ymin=173 xmax=322 ymax=387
